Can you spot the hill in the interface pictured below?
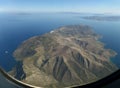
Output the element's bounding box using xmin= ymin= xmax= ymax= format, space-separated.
xmin=11 ymin=25 xmax=118 ymax=88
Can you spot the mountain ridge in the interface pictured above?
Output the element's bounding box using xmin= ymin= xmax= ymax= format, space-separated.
xmin=11 ymin=25 xmax=118 ymax=88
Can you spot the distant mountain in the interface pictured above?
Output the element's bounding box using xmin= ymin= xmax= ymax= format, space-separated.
xmin=10 ymin=25 xmax=118 ymax=88
xmin=82 ymin=16 xmax=120 ymax=21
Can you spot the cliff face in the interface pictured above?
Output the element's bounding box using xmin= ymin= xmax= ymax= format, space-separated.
xmin=12 ymin=25 xmax=118 ymax=87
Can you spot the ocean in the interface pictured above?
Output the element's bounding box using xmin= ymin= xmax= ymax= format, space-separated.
xmin=0 ymin=12 xmax=120 ymax=71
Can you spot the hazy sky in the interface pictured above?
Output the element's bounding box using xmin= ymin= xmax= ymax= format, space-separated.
xmin=0 ymin=0 xmax=120 ymax=14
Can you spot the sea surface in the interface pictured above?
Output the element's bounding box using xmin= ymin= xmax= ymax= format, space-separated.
xmin=0 ymin=12 xmax=120 ymax=71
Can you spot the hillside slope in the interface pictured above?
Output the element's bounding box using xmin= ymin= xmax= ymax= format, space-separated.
xmin=12 ymin=25 xmax=118 ymax=88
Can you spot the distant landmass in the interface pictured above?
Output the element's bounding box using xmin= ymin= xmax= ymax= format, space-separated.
xmin=10 ymin=25 xmax=118 ymax=88
xmin=82 ymin=16 xmax=120 ymax=21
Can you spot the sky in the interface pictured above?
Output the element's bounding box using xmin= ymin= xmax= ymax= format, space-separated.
xmin=0 ymin=0 xmax=120 ymax=14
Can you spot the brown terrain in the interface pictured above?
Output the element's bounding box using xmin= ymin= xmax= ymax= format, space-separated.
xmin=10 ymin=25 xmax=118 ymax=88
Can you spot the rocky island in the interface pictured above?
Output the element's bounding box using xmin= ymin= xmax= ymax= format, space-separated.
xmin=10 ymin=25 xmax=118 ymax=88
xmin=82 ymin=16 xmax=120 ymax=21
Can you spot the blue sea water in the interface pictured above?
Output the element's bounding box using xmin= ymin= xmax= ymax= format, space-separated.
xmin=0 ymin=12 xmax=120 ymax=71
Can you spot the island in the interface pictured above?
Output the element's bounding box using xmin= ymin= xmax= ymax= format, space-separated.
xmin=82 ymin=16 xmax=120 ymax=21
xmin=10 ymin=25 xmax=118 ymax=88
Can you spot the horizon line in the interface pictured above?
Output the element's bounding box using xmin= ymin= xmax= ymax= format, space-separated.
xmin=0 ymin=10 xmax=120 ymax=15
